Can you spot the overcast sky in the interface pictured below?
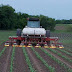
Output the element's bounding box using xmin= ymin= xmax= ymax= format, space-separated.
xmin=0 ymin=0 xmax=72 ymax=19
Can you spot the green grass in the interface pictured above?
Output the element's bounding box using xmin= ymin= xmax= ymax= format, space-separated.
xmin=0 ymin=30 xmax=16 ymax=41
xmin=59 ymin=39 xmax=72 ymax=44
xmin=51 ymin=30 xmax=72 ymax=33
xmin=54 ymin=24 xmax=72 ymax=33
xmin=56 ymin=24 xmax=72 ymax=26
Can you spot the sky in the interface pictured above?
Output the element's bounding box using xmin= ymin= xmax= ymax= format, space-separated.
xmin=0 ymin=0 xmax=72 ymax=20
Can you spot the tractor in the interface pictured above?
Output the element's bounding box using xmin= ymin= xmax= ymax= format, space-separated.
xmin=5 ymin=18 xmax=64 ymax=48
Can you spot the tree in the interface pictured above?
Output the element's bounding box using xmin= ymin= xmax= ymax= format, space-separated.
xmin=0 ymin=4 xmax=56 ymax=30
xmin=0 ymin=4 xmax=15 ymax=29
xmin=39 ymin=15 xmax=56 ymax=30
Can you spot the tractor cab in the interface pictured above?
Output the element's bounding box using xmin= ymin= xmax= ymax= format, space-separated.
xmin=27 ymin=18 xmax=40 ymax=28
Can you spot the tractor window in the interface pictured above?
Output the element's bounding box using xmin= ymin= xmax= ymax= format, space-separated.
xmin=27 ymin=21 xmax=40 ymax=28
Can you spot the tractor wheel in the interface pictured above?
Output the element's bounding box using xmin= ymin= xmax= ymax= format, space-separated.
xmin=46 ymin=30 xmax=50 ymax=45
xmin=16 ymin=40 xmax=21 ymax=45
xmin=16 ymin=29 xmax=22 ymax=36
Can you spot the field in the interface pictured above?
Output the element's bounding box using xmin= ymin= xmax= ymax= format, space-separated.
xmin=0 ymin=30 xmax=72 ymax=72
xmin=54 ymin=24 xmax=72 ymax=31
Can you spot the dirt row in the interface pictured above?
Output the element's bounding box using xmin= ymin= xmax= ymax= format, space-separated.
xmin=26 ymin=47 xmax=49 ymax=72
xmin=34 ymin=48 xmax=68 ymax=72
xmin=0 ymin=45 xmax=72 ymax=72
xmin=0 ymin=46 xmax=30 ymax=72
xmin=0 ymin=46 xmax=12 ymax=72
xmin=13 ymin=47 xmax=30 ymax=72
xmin=44 ymin=48 xmax=72 ymax=69
xmin=53 ymin=48 xmax=72 ymax=60
xmin=63 ymin=48 xmax=72 ymax=54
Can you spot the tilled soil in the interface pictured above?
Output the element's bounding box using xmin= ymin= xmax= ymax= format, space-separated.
xmin=35 ymin=48 xmax=67 ymax=72
xmin=13 ymin=47 xmax=30 ymax=72
xmin=0 ymin=46 xmax=12 ymax=72
xmin=44 ymin=48 xmax=72 ymax=69
xmin=26 ymin=47 xmax=50 ymax=72
xmin=54 ymin=49 xmax=72 ymax=60
xmin=63 ymin=48 xmax=72 ymax=54
xmin=0 ymin=44 xmax=72 ymax=72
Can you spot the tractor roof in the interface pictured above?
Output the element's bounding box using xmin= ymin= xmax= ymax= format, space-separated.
xmin=27 ymin=18 xmax=40 ymax=21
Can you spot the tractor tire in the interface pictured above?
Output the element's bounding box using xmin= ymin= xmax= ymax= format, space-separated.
xmin=16 ymin=40 xmax=21 ymax=45
xmin=16 ymin=29 xmax=22 ymax=36
xmin=46 ymin=30 xmax=50 ymax=45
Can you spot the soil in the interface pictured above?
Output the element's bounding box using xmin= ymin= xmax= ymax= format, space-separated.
xmin=0 ymin=46 xmax=12 ymax=72
xmin=13 ymin=47 xmax=30 ymax=72
xmin=35 ymin=48 xmax=67 ymax=72
xmin=26 ymin=47 xmax=50 ymax=72
xmin=44 ymin=48 xmax=72 ymax=69
xmin=0 ymin=42 xmax=72 ymax=72
xmin=0 ymin=42 xmax=5 ymax=52
xmin=54 ymin=48 xmax=72 ymax=60
xmin=63 ymin=48 xmax=72 ymax=54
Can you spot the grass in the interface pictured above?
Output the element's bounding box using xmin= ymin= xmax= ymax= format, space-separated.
xmin=0 ymin=40 xmax=6 ymax=45
xmin=56 ymin=24 xmax=72 ymax=26
xmin=0 ymin=30 xmax=16 ymax=41
xmin=54 ymin=24 xmax=72 ymax=33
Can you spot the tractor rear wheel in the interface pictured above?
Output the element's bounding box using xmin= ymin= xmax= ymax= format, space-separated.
xmin=16 ymin=40 xmax=21 ymax=45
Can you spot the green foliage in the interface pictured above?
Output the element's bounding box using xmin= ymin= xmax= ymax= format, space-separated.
xmin=10 ymin=47 xmax=15 ymax=72
xmin=0 ymin=40 xmax=5 ymax=45
xmin=56 ymin=19 xmax=72 ymax=24
xmin=0 ymin=4 xmax=56 ymax=31
xmin=22 ymin=47 xmax=35 ymax=72
xmin=40 ymin=15 xmax=56 ymax=30
xmin=0 ymin=47 xmax=6 ymax=56
xmin=0 ymin=4 xmax=15 ymax=29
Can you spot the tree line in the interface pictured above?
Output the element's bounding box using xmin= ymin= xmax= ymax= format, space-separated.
xmin=0 ymin=5 xmax=72 ymax=31
xmin=0 ymin=4 xmax=56 ymax=30
xmin=56 ymin=19 xmax=72 ymax=24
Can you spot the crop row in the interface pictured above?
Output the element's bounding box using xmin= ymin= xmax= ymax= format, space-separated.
xmin=31 ymin=47 xmax=55 ymax=72
xmin=63 ymin=48 xmax=72 ymax=53
xmin=10 ymin=46 xmax=15 ymax=72
xmin=0 ymin=47 xmax=6 ymax=56
xmin=48 ymin=48 xmax=72 ymax=63
xmin=56 ymin=48 xmax=72 ymax=56
xmin=40 ymin=48 xmax=72 ymax=72
xmin=22 ymin=47 xmax=35 ymax=72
